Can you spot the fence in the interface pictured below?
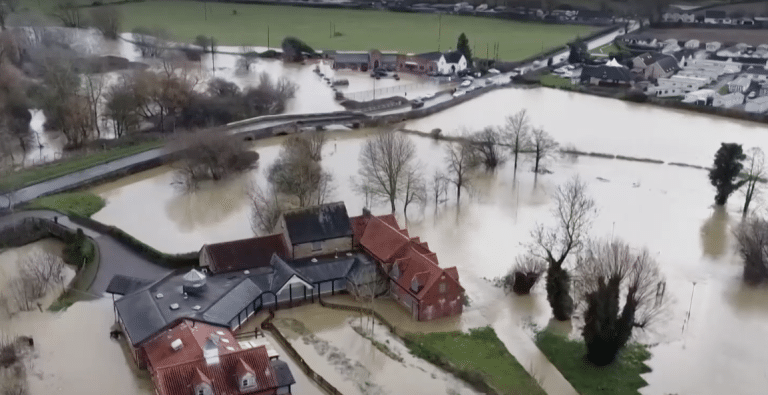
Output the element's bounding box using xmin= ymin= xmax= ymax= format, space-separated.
xmin=259 ymin=310 xmax=345 ymax=395
xmin=343 ymin=82 xmax=440 ymax=101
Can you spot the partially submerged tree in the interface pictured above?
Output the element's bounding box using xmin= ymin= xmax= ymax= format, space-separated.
xmin=52 ymin=0 xmax=83 ymax=28
xmin=281 ymin=37 xmax=315 ymax=62
xmin=402 ymin=165 xmax=426 ymax=222
xmin=104 ymin=76 xmax=140 ymax=138
xmin=91 ymin=6 xmax=122 ymax=40
xmin=355 ymin=129 xmax=416 ymax=213
xmin=303 ymin=130 xmax=326 ymax=162
xmin=7 ymin=252 xmax=65 ymax=312
xmin=430 ymin=170 xmax=448 ymax=209
xmin=83 ymin=73 xmax=104 ymax=138
xmin=444 ymin=140 xmax=479 ymax=205
xmin=531 ymin=127 xmax=558 ymax=175
xmin=174 ymin=130 xmax=259 ymax=189
xmin=503 ymin=109 xmax=531 ymax=175
xmin=709 ymin=143 xmax=746 ymax=206
xmin=530 ymin=176 xmax=596 ymax=320
xmin=132 ymin=27 xmax=169 ymax=58
xmin=507 ymin=254 xmax=547 ymax=295
xmin=740 ymin=147 xmax=764 ymax=217
xmin=249 ymin=182 xmax=285 ymax=235
xmin=575 ymin=239 xmax=665 ymax=366
xmin=470 ymin=127 xmax=506 ymax=171
xmin=268 ymin=135 xmax=333 ymax=207
xmin=734 ymin=216 xmax=768 ymax=285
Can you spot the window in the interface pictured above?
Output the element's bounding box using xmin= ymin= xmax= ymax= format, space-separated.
xmin=198 ymin=390 xmax=204 ymax=395
xmin=391 ymin=264 xmax=400 ymax=279
xmin=243 ymin=379 xmax=248 ymax=387
xmin=311 ymin=241 xmax=323 ymax=251
xmin=439 ymin=283 xmax=447 ymax=293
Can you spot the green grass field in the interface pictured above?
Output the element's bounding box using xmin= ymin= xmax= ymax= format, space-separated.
xmin=98 ymin=1 xmax=593 ymax=61
xmin=535 ymin=330 xmax=651 ymax=395
xmin=406 ymin=327 xmax=546 ymax=395
xmin=540 ymin=73 xmax=575 ymax=89
xmin=0 ymin=141 xmax=163 ymax=193
xmin=27 ymin=192 xmax=106 ymax=218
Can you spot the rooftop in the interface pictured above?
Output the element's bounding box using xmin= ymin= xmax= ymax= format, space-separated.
xmin=201 ymin=234 xmax=289 ymax=274
xmin=282 ymin=202 xmax=353 ymax=245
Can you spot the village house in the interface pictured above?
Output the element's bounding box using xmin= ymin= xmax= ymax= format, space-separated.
xmin=331 ymin=49 xmax=467 ymax=75
xmin=728 ymin=76 xmax=753 ymax=93
xmin=653 ymin=75 xmax=708 ymax=97
xmin=142 ymin=320 xmax=294 ymax=395
xmin=275 ymin=202 xmax=354 ymax=260
xmin=687 ymin=58 xmax=741 ymax=74
xmin=632 ymin=52 xmax=680 ymax=80
xmin=580 ymin=62 xmax=632 ymax=86
xmin=414 ymin=51 xmax=467 ymax=75
xmin=743 ymin=66 xmax=768 ymax=82
xmin=714 ymin=92 xmax=745 ymax=108
xmin=351 ymin=211 xmax=464 ymax=321
xmin=332 ymin=49 xmax=400 ymax=72
xmin=746 ymin=96 xmax=768 ymax=113
xmin=677 ymin=68 xmax=719 ymax=84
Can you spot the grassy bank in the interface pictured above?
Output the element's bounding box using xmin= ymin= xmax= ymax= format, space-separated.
xmin=540 ymin=73 xmax=575 ymax=89
xmin=535 ymin=330 xmax=651 ymax=395
xmin=0 ymin=141 xmax=163 ymax=193
xmin=405 ymin=327 xmax=546 ymax=395
xmin=49 ymin=237 xmax=99 ymax=312
xmin=103 ymin=1 xmax=590 ymax=61
xmin=26 ymin=192 xmax=106 ymax=218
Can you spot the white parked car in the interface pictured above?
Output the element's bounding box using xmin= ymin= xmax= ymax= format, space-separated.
xmin=460 ymin=80 xmax=472 ymax=87
xmin=488 ymin=68 xmax=500 ymax=74
xmin=453 ymin=90 xmax=466 ymax=97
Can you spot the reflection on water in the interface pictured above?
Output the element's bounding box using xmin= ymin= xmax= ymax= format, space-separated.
xmin=165 ymin=173 xmax=252 ymax=233
xmin=700 ymin=205 xmax=732 ymax=259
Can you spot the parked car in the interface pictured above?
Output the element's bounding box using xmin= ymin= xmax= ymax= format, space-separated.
xmin=394 ymin=73 xmax=400 ymax=80
xmin=453 ymin=90 xmax=466 ymax=98
xmin=488 ymin=68 xmax=500 ymax=74
xmin=460 ymin=80 xmax=472 ymax=87
xmin=411 ymin=99 xmax=424 ymax=109
xmin=418 ymin=93 xmax=434 ymax=101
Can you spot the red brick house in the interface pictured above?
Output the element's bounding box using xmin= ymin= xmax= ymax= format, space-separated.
xmin=143 ymin=320 xmax=294 ymax=395
xmin=351 ymin=212 xmax=464 ymax=321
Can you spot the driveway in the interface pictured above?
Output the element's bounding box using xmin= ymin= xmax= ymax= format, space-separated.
xmin=0 ymin=210 xmax=171 ymax=295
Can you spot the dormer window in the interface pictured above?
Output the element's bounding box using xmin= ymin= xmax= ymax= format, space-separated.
xmin=439 ymin=282 xmax=447 ymax=294
xmin=239 ymin=373 xmax=257 ymax=392
xmin=194 ymin=383 xmax=212 ymax=395
xmin=411 ymin=277 xmax=420 ymax=292
xmin=390 ymin=263 xmax=400 ymax=279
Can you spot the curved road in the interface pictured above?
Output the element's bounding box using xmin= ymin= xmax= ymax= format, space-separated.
xmin=0 ymin=210 xmax=171 ymax=295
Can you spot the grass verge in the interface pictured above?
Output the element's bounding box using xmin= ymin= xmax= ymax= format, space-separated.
xmin=535 ymin=330 xmax=651 ymax=395
xmin=26 ymin=192 xmax=106 ymax=218
xmin=404 ymin=326 xmax=546 ymax=395
xmin=0 ymin=140 xmax=163 ymax=193
xmin=540 ymin=73 xmax=576 ymax=89
xmin=50 ymin=238 xmax=99 ymax=312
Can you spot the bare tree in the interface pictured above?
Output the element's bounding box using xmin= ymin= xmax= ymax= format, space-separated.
xmin=734 ymin=217 xmax=768 ymax=285
xmin=444 ymin=140 xmax=479 ymax=205
xmin=356 ymin=129 xmax=416 ymax=213
xmin=347 ymin=264 xmax=379 ymax=334
xmin=90 ymin=6 xmax=122 ymax=40
xmin=530 ymin=176 xmax=596 ymax=320
xmin=52 ymin=0 xmax=82 ymax=28
xmin=503 ymin=109 xmax=531 ymax=174
xmin=268 ymin=135 xmax=333 ymax=207
xmin=470 ymin=127 xmax=506 ymax=171
xmin=174 ymin=130 xmax=259 ymax=189
xmin=430 ymin=170 xmax=448 ymax=209
xmin=574 ymin=239 xmax=665 ymax=366
xmin=131 ymin=27 xmax=169 ymax=58
xmin=740 ymin=147 xmax=765 ymax=217
xmin=104 ymin=76 xmax=139 ymax=138
xmin=249 ymin=182 xmax=285 ymax=235
xmin=531 ymin=127 xmax=558 ymax=175
xmin=507 ymin=254 xmax=546 ymax=295
xmin=83 ymin=73 xmax=104 ymax=138
xmin=303 ymin=130 xmax=326 ymax=162
xmin=402 ymin=165 xmax=426 ymax=222
xmin=6 ymin=252 xmax=65 ymax=312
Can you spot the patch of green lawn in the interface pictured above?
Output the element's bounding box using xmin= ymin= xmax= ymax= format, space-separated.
xmin=106 ymin=1 xmax=593 ymax=61
xmin=0 ymin=141 xmax=163 ymax=193
xmin=590 ymin=43 xmax=620 ymax=56
xmin=27 ymin=192 xmax=106 ymax=218
xmin=405 ymin=326 xmax=546 ymax=395
xmin=535 ymin=330 xmax=651 ymax=395
xmin=540 ymin=73 xmax=575 ymax=89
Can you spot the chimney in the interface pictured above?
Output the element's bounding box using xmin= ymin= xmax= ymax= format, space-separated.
xmin=362 ymin=207 xmax=371 ymax=217
xmin=171 ymin=339 xmax=183 ymax=351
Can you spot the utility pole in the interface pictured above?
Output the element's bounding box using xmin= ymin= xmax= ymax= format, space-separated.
xmin=211 ymin=36 xmax=215 ymax=76
xmin=486 ymin=43 xmax=489 ymax=59
xmin=437 ymin=14 xmax=442 ymax=51
xmin=330 ymin=21 xmax=332 ymax=38
xmin=267 ymin=26 xmax=270 ymax=49
xmin=204 ymin=1 xmax=207 ymax=21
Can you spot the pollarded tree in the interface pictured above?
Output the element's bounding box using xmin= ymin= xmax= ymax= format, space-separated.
xmin=740 ymin=147 xmax=765 ymax=217
xmin=575 ymin=239 xmax=665 ymax=366
xmin=734 ymin=216 xmax=768 ymax=285
xmin=530 ymin=176 xmax=596 ymax=321
xmin=709 ymin=143 xmax=746 ymax=206
xmin=356 ymin=129 xmax=416 ymax=213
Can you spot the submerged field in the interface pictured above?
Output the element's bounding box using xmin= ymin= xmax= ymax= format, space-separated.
xmin=106 ymin=1 xmax=592 ymax=60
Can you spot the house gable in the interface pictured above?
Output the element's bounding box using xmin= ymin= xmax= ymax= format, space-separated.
xmin=276 ymin=274 xmax=314 ymax=295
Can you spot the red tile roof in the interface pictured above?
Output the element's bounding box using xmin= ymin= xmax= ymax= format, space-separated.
xmin=144 ymin=320 xmax=240 ymax=371
xmin=202 ymin=234 xmax=289 ymax=274
xmin=146 ymin=321 xmax=279 ymax=395
xmin=154 ymin=346 xmax=278 ymax=395
xmin=353 ymin=214 xmax=462 ymax=301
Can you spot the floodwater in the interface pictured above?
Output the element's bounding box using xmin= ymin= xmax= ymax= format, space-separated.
xmin=89 ymin=119 xmax=768 ymax=394
xmin=0 ymin=239 xmax=75 ymax=313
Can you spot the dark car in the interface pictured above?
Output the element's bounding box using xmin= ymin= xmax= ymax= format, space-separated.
xmin=411 ymin=99 xmax=424 ymax=109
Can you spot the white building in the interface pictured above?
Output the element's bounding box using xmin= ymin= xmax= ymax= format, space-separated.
xmin=688 ymin=58 xmax=742 ymax=74
xmin=653 ymin=75 xmax=708 ymax=97
xmin=728 ymin=77 xmax=752 ymax=93
xmin=706 ymin=42 xmax=722 ymax=52
xmin=683 ymin=89 xmax=715 ymax=104
xmin=684 ymin=39 xmax=700 ymax=49
xmin=713 ymin=92 xmax=745 ymax=108
xmin=677 ymin=69 xmax=720 ymax=83
xmin=746 ymin=96 xmax=768 ymax=113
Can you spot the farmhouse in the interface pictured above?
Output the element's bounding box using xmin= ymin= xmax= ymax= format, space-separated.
xmin=580 ymin=62 xmax=631 ymax=86
xmin=332 ymin=50 xmax=400 ymax=72
xmin=410 ymin=51 xmax=467 ymax=75
xmin=351 ymin=211 xmax=464 ymax=321
xmin=275 ymin=202 xmax=354 ymax=260
xmin=632 ymin=52 xmax=680 ymax=80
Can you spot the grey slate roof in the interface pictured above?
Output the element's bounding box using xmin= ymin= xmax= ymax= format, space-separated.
xmin=282 ymin=202 xmax=353 ymax=245
xmin=444 ymin=51 xmax=464 ymax=63
xmin=381 ymin=54 xmax=399 ymax=63
xmin=656 ymin=56 xmax=681 ymax=73
xmin=334 ymin=53 xmax=369 ymax=63
xmin=270 ymin=360 xmax=296 ymax=388
xmin=705 ymin=10 xmax=726 ymax=19
xmin=416 ymin=52 xmax=444 ymax=61
xmin=202 ymin=279 xmax=263 ymax=324
xmin=745 ymin=66 xmax=768 ymax=76
xmin=106 ymin=275 xmax=153 ymax=296
xmin=581 ymin=65 xmax=631 ymax=82
xmin=269 ymin=254 xmax=312 ymax=292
